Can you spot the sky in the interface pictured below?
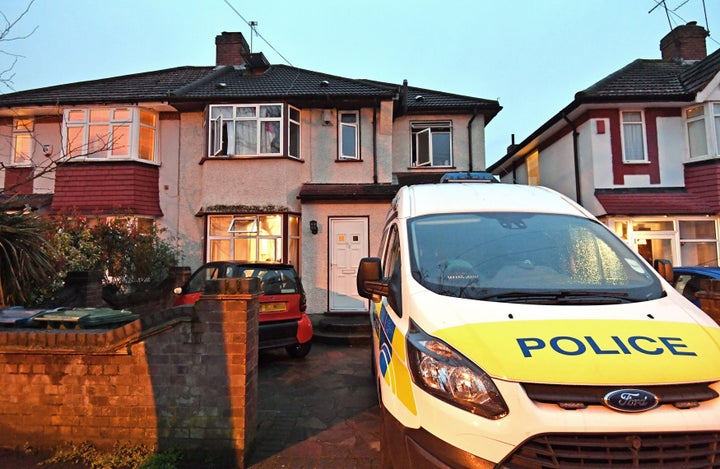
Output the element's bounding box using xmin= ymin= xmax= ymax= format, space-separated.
xmin=2 ymin=0 xmax=719 ymax=166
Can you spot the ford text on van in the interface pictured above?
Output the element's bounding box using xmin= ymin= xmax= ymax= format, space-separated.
xmin=357 ymin=174 xmax=720 ymax=468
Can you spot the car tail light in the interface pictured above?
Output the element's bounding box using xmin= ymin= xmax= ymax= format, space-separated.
xmin=300 ymin=292 xmax=307 ymax=312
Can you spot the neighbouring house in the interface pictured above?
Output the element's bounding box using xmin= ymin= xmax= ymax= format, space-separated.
xmin=0 ymin=32 xmax=500 ymax=315
xmin=489 ymin=21 xmax=720 ymax=268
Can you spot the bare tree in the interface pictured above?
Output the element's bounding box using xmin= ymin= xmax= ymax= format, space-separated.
xmin=0 ymin=0 xmax=37 ymax=92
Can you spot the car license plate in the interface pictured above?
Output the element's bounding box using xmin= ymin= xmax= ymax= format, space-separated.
xmin=260 ymin=302 xmax=286 ymax=313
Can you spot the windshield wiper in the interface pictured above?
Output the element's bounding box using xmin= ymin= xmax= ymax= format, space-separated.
xmin=478 ymin=290 xmax=634 ymax=304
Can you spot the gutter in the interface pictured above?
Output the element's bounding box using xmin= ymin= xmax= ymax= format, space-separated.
xmin=562 ymin=113 xmax=582 ymax=205
xmin=373 ymin=99 xmax=378 ymax=184
xmin=467 ymin=106 xmax=478 ymax=172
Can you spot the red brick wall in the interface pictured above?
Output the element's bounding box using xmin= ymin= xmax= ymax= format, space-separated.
xmin=0 ymin=278 xmax=259 ymax=467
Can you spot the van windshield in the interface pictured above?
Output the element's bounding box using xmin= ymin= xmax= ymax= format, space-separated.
xmin=407 ymin=212 xmax=664 ymax=303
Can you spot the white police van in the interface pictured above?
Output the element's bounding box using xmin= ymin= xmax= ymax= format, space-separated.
xmin=357 ymin=173 xmax=720 ymax=468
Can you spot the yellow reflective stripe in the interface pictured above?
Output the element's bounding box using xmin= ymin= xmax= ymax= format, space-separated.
xmin=436 ymin=320 xmax=720 ymax=385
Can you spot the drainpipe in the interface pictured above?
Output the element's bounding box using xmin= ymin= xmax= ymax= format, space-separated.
xmin=373 ymin=99 xmax=378 ymax=184
xmin=562 ymin=113 xmax=582 ymax=205
xmin=467 ymin=106 xmax=478 ymax=172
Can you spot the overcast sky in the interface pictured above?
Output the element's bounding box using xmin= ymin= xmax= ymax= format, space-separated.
xmin=2 ymin=0 xmax=719 ymax=166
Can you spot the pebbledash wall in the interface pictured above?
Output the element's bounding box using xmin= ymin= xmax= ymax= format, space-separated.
xmin=0 ymin=278 xmax=259 ymax=468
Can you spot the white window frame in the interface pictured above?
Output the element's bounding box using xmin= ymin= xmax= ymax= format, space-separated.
xmin=208 ymin=103 xmax=290 ymax=157
xmin=206 ymin=213 xmax=300 ymax=267
xmin=713 ymin=103 xmax=720 ymax=157
xmin=410 ymin=121 xmax=453 ymax=168
xmin=288 ymin=106 xmax=301 ymax=159
xmin=12 ymin=118 xmax=33 ymax=166
xmin=620 ymin=111 xmax=648 ymax=163
xmin=685 ymin=104 xmax=709 ymax=159
xmin=63 ymin=107 xmax=158 ymax=163
xmin=338 ymin=111 xmax=359 ymax=160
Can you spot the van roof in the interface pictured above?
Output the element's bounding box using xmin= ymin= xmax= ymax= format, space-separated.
xmin=394 ymin=182 xmax=593 ymax=219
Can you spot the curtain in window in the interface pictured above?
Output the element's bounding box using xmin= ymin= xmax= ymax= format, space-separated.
xmin=235 ymin=121 xmax=256 ymax=155
xmin=623 ymin=124 xmax=645 ymax=161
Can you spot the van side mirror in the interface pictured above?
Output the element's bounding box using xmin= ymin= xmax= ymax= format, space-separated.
xmin=653 ymin=259 xmax=674 ymax=283
xmin=357 ymin=257 xmax=389 ymax=300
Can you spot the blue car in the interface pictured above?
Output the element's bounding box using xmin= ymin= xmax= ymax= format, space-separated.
xmin=672 ymin=266 xmax=720 ymax=306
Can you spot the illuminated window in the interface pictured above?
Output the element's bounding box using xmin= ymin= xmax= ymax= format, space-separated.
xmin=63 ymin=107 xmax=157 ymax=162
xmin=411 ymin=122 xmax=452 ymax=167
xmin=621 ymin=111 xmax=647 ymax=162
xmin=207 ymin=214 xmax=300 ymax=267
xmin=12 ymin=118 xmax=33 ymax=165
xmin=209 ymin=103 xmax=301 ymax=159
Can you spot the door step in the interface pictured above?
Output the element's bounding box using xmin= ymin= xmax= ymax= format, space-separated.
xmin=310 ymin=314 xmax=372 ymax=346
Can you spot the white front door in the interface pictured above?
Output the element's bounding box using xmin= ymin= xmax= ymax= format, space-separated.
xmin=329 ymin=217 xmax=368 ymax=312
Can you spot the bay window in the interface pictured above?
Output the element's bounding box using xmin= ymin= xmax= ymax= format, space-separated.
xmin=207 ymin=213 xmax=300 ymax=267
xmin=684 ymin=103 xmax=720 ymax=160
xmin=209 ymin=103 xmax=301 ymax=158
xmin=64 ymin=107 xmax=157 ymax=162
xmin=686 ymin=105 xmax=708 ymax=158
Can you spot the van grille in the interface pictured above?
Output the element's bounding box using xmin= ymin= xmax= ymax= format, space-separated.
xmin=501 ymin=432 xmax=720 ymax=468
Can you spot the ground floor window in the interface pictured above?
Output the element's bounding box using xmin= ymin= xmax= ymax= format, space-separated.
xmin=206 ymin=213 xmax=300 ymax=266
xmin=607 ymin=216 xmax=719 ymax=267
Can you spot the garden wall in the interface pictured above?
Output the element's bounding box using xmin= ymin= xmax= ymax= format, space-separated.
xmin=0 ymin=277 xmax=259 ymax=468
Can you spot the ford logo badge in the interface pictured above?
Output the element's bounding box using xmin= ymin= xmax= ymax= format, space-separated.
xmin=603 ymin=389 xmax=659 ymax=413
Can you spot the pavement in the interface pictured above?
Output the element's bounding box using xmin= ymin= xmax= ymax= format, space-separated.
xmin=248 ymin=341 xmax=380 ymax=468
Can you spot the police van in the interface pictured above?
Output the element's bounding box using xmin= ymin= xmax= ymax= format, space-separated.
xmin=357 ymin=173 xmax=720 ymax=468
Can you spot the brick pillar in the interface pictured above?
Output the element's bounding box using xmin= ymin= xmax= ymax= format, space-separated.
xmin=193 ymin=277 xmax=259 ymax=468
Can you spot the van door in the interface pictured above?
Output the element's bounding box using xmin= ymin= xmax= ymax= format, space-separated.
xmin=329 ymin=217 xmax=368 ymax=313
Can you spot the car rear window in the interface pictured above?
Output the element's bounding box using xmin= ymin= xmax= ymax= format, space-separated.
xmin=234 ymin=267 xmax=300 ymax=295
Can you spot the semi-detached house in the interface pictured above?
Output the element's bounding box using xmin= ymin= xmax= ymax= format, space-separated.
xmin=490 ymin=22 xmax=720 ymax=269
xmin=0 ymin=32 xmax=500 ymax=315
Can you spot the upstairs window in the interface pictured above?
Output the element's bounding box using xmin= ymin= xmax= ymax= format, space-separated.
xmin=339 ymin=111 xmax=359 ymax=160
xmin=12 ymin=118 xmax=33 ymax=165
xmin=683 ymin=103 xmax=720 ymax=160
xmin=64 ymin=108 xmax=157 ymax=162
xmin=686 ymin=105 xmax=709 ymax=158
xmin=209 ymin=104 xmax=301 ymax=159
xmin=620 ymin=111 xmax=647 ymax=162
xmin=411 ymin=121 xmax=452 ymax=167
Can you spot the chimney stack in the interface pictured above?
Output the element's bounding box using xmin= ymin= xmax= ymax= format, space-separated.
xmin=215 ymin=32 xmax=250 ymax=66
xmin=660 ymin=21 xmax=708 ymax=61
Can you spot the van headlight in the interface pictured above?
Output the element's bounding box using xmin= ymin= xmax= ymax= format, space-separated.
xmin=407 ymin=321 xmax=508 ymax=419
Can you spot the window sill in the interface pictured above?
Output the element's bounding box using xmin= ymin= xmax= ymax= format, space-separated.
xmin=64 ymin=157 xmax=159 ymax=166
xmin=200 ymin=155 xmax=304 ymax=164
xmin=407 ymin=165 xmax=456 ymax=170
xmin=621 ymin=160 xmax=650 ymax=165
xmin=684 ymin=154 xmax=720 ymax=164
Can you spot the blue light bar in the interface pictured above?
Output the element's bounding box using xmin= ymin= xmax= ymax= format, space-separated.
xmin=439 ymin=172 xmax=498 ymax=183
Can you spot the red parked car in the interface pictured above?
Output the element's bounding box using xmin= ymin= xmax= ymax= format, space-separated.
xmin=174 ymin=261 xmax=312 ymax=358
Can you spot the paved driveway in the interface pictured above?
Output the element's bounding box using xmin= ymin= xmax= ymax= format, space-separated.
xmin=249 ymin=342 xmax=381 ymax=468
